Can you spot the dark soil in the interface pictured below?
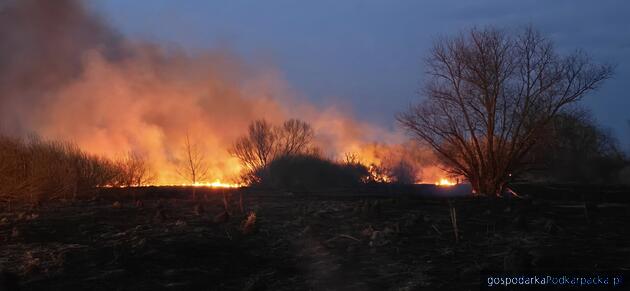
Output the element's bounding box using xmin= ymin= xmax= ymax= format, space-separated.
xmin=1 ymin=186 xmax=629 ymax=290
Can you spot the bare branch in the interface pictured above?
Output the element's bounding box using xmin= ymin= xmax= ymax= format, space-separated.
xmin=398 ymin=25 xmax=613 ymax=196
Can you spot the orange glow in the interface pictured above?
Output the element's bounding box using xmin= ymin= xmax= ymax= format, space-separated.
xmin=1 ymin=0 xmax=460 ymax=191
xmin=158 ymin=180 xmax=242 ymax=189
xmin=192 ymin=180 xmax=242 ymax=188
xmin=435 ymin=178 xmax=456 ymax=186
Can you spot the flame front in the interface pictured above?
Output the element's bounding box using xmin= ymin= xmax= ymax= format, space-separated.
xmin=435 ymin=178 xmax=456 ymax=186
xmin=158 ymin=180 xmax=242 ymax=188
xmin=193 ymin=180 xmax=242 ymax=188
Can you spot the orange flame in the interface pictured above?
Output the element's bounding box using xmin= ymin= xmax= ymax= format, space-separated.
xmin=435 ymin=178 xmax=456 ymax=186
xmin=158 ymin=180 xmax=242 ymax=188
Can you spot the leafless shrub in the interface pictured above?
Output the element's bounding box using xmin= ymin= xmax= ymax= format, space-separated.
xmin=0 ymin=135 xmax=126 ymax=203
xmin=230 ymin=120 xmax=276 ymax=182
xmin=176 ymin=133 xmax=209 ymax=186
xmin=532 ymin=108 xmax=627 ymax=183
xmin=175 ymin=133 xmax=209 ymax=200
xmin=230 ymin=119 xmax=314 ymax=184
xmin=389 ymin=159 xmax=417 ymax=184
xmin=113 ymin=151 xmax=155 ymax=187
xmin=274 ymin=119 xmax=314 ymax=156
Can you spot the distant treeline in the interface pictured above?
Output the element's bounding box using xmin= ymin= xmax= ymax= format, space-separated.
xmin=2 ymin=111 xmax=628 ymax=204
xmin=0 ymin=135 xmax=153 ymax=203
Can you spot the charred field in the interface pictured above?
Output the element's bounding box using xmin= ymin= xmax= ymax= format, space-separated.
xmin=1 ymin=185 xmax=629 ymax=291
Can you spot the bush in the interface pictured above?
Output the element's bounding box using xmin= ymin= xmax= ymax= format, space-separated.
xmin=388 ymin=159 xmax=417 ymax=184
xmin=0 ymin=135 xmax=130 ymax=203
xmin=230 ymin=119 xmax=315 ymax=184
xmin=531 ymin=110 xmax=627 ymax=184
xmin=112 ymin=151 xmax=155 ymax=187
xmin=256 ymin=154 xmax=369 ymax=190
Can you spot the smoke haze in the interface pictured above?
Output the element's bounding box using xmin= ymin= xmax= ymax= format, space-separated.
xmin=0 ymin=0 xmax=443 ymax=184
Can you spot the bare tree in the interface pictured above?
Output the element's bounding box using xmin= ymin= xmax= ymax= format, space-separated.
xmin=177 ymin=133 xmax=208 ymax=199
xmin=230 ymin=120 xmax=276 ymax=178
xmin=275 ymin=119 xmax=314 ymax=156
xmin=398 ymin=26 xmax=613 ymax=196
xmin=115 ymin=151 xmax=155 ymax=187
xmin=229 ymin=119 xmax=314 ymax=183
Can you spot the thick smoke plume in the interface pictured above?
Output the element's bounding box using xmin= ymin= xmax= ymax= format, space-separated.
xmin=0 ymin=0 xmax=445 ymax=184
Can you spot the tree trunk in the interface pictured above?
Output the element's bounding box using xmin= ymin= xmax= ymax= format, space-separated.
xmin=470 ymin=174 xmax=506 ymax=197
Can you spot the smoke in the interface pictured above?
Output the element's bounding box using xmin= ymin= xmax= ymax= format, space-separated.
xmin=0 ymin=0 xmax=446 ymax=184
xmin=0 ymin=0 xmax=108 ymax=110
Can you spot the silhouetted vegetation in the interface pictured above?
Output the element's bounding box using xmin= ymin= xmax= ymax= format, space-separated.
xmin=176 ymin=133 xmax=209 ymax=200
xmin=230 ymin=119 xmax=315 ymax=184
xmin=387 ymin=160 xmax=417 ymax=184
xmin=175 ymin=134 xmax=209 ymax=186
xmin=363 ymin=160 xmax=417 ymax=184
xmin=530 ymin=109 xmax=628 ymax=184
xmin=229 ymin=119 xmax=374 ymax=190
xmin=0 ymin=135 xmax=152 ymax=203
xmin=398 ymin=25 xmax=613 ymax=196
xmin=113 ymin=151 xmax=156 ymax=187
xmin=255 ymin=154 xmax=369 ymax=190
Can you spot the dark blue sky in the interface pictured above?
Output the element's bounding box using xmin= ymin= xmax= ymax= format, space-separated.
xmin=90 ymin=0 xmax=630 ymax=146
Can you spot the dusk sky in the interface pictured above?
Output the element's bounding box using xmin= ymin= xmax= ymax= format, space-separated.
xmin=90 ymin=0 xmax=630 ymax=147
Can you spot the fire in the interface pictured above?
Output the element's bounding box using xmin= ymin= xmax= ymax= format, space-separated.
xmin=0 ymin=0 xmax=466 ymax=194
xmin=157 ymin=180 xmax=242 ymax=188
xmin=198 ymin=180 xmax=242 ymax=188
xmin=435 ymin=178 xmax=456 ymax=186
xmin=190 ymin=180 xmax=242 ymax=188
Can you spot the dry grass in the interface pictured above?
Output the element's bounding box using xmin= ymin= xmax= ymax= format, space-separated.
xmin=448 ymin=200 xmax=459 ymax=243
xmin=0 ymin=135 xmax=150 ymax=204
xmin=241 ymin=211 xmax=257 ymax=235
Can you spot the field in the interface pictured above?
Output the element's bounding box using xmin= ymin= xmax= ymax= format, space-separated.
xmin=1 ymin=185 xmax=629 ymax=290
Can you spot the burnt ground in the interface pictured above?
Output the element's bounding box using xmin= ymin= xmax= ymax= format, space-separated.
xmin=1 ymin=186 xmax=629 ymax=290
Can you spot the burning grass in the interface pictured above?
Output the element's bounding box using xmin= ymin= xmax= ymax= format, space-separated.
xmin=435 ymin=178 xmax=457 ymax=187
